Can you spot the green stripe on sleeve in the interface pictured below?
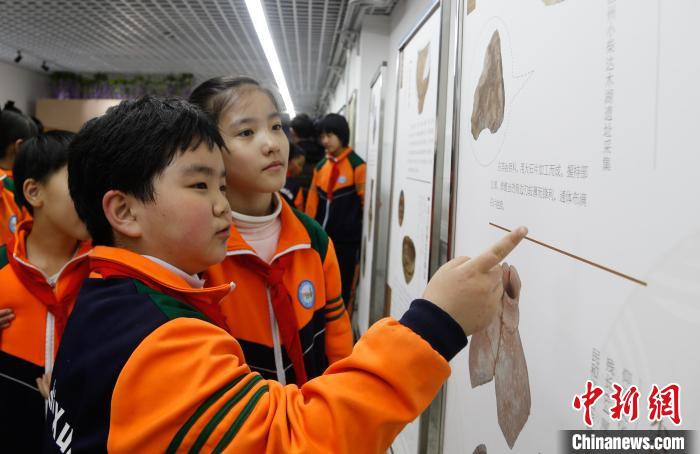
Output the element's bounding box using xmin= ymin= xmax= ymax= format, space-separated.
xmin=325 ymin=295 xmax=342 ymax=305
xmin=326 ymin=309 xmax=347 ymax=322
xmin=189 ymin=375 xmax=264 ymax=453
xmin=324 ymin=302 xmax=344 ymax=315
xmin=212 ymin=385 xmax=270 ymax=453
xmin=165 ymin=375 xmax=247 ymax=454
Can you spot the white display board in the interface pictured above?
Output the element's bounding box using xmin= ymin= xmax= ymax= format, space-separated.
xmin=444 ymin=1 xmax=700 ymax=452
xmin=357 ymin=64 xmax=386 ymax=334
xmin=386 ymin=4 xmax=441 ymax=454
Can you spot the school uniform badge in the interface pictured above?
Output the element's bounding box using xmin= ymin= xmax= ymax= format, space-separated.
xmin=8 ymin=215 xmax=17 ymax=234
xmin=337 ymin=175 xmax=347 ymax=184
xmin=297 ymin=280 xmax=315 ymax=308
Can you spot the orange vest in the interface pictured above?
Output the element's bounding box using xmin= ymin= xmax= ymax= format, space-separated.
xmin=0 ymin=220 xmax=90 ymax=452
xmin=0 ymin=220 xmax=91 ymax=367
xmin=204 ymin=198 xmax=352 ymax=385
xmin=45 ymin=246 xmax=451 ymax=453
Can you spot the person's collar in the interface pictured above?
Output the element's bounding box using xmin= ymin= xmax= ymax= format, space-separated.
xmin=88 ymin=246 xmax=234 ymax=331
xmin=231 ymin=193 xmax=282 ymax=225
xmin=8 ymin=219 xmax=91 ymax=275
xmin=89 ymin=246 xmax=233 ymax=295
xmin=328 ymin=147 xmax=352 ymax=162
xmin=142 ymin=255 xmax=205 ymax=289
xmin=225 ymin=195 xmax=311 ymax=259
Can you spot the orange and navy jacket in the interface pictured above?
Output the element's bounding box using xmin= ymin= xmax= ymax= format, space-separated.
xmin=204 ymin=197 xmax=352 ymax=385
xmin=305 ymin=147 xmax=366 ymax=244
xmin=0 ymin=220 xmax=90 ymax=453
xmin=43 ymin=245 xmax=466 ymax=453
xmin=0 ymin=168 xmax=22 ymax=248
xmin=280 ymin=174 xmax=305 ymax=210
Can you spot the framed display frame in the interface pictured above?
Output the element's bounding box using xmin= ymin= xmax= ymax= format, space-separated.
xmin=444 ymin=1 xmax=700 ymax=452
xmin=383 ymin=1 xmax=455 ymax=452
xmin=356 ymin=62 xmax=388 ymax=335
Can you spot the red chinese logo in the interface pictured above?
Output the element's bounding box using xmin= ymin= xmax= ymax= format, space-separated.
xmin=609 ymin=383 xmax=640 ymax=422
xmin=573 ymin=380 xmax=605 ymax=427
xmin=573 ymin=381 xmax=682 ymax=426
xmin=648 ymin=383 xmax=681 ymax=425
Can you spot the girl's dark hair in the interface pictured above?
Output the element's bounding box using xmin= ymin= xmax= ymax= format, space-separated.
xmin=318 ymin=113 xmax=350 ymax=147
xmin=188 ymin=76 xmax=280 ymax=122
xmin=13 ymin=131 xmax=75 ymax=214
xmin=0 ymin=109 xmax=38 ymax=158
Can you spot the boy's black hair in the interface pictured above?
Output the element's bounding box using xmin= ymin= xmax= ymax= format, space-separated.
xmin=290 ymin=114 xmax=316 ymax=139
xmin=318 ymin=113 xmax=350 ymax=147
xmin=0 ymin=109 xmax=38 ymax=158
xmin=189 ymin=75 xmax=280 ymax=123
xmin=14 ymin=131 xmax=75 ymax=214
xmin=68 ymin=96 xmax=226 ymax=246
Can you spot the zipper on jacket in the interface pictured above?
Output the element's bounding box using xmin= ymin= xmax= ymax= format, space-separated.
xmin=44 ymin=313 xmax=54 ymax=375
xmin=322 ymin=198 xmax=331 ymax=228
xmin=45 ymin=276 xmax=58 ymax=375
xmin=13 ymin=251 xmax=87 ymax=378
xmin=267 ymin=286 xmax=286 ymax=385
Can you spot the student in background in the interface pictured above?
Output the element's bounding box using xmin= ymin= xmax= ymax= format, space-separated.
xmin=190 ymin=77 xmax=352 ymax=385
xmin=43 ymin=95 xmax=527 ymax=452
xmin=306 ymin=113 xmax=365 ymax=313
xmin=0 ymin=107 xmax=38 ymax=246
xmin=0 ymin=131 xmax=91 ymax=453
xmin=290 ymin=113 xmax=324 ymax=188
xmin=280 ymin=140 xmax=306 ymax=210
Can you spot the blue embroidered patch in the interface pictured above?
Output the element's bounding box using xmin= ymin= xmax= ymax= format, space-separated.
xmin=297 ymin=280 xmax=315 ymax=309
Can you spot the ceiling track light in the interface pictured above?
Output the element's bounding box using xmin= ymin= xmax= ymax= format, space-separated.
xmin=41 ymin=61 xmax=49 ymax=72
xmin=244 ymin=0 xmax=296 ymax=118
xmin=14 ymin=50 xmax=22 ymax=63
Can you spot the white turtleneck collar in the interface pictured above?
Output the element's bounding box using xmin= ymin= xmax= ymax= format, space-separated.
xmin=231 ymin=193 xmax=283 ymax=263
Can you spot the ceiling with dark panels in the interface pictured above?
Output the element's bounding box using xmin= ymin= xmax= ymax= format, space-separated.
xmin=0 ymin=0 xmax=353 ymax=114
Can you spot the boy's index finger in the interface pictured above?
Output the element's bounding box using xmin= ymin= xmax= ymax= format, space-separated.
xmin=469 ymin=227 xmax=528 ymax=273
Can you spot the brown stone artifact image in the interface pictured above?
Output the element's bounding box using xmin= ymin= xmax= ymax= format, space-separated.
xmin=398 ymin=190 xmax=405 ymax=226
xmin=401 ymin=236 xmax=416 ymax=284
xmin=469 ymin=298 xmax=501 ymax=387
xmin=473 ymin=444 xmax=487 ymax=454
xmin=471 ymin=30 xmax=505 ymax=140
xmin=416 ymin=42 xmax=431 ymax=114
xmin=467 ymin=0 xmax=476 ymax=14
xmin=468 ymin=265 xmax=530 ymax=449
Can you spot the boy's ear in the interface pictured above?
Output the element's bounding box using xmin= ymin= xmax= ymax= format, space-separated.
xmin=102 ymin=190 xmax=142 ymax=239
xmin=10 ymin=139 xmax=23 ymax=159
xmin=23 ymin=178 xmax=43 ymax=210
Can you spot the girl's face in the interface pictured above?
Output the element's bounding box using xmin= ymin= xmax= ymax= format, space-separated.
xmin=218 ymin=89 xmax=289 ymax=196
xmin=320 ymin=132 xmax=343 ymax=155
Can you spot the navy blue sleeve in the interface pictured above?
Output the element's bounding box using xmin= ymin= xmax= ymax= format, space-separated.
xmin=399 ymin=299 xmax=468 ymax=362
